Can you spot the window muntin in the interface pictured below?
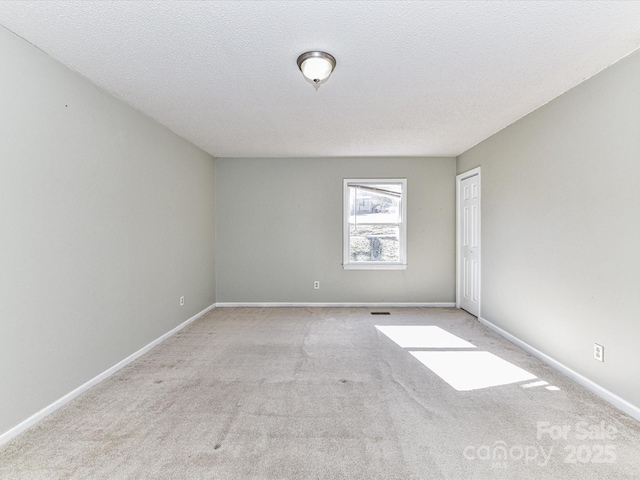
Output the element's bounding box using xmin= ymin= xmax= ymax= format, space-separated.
xmin=343 ymin=179 xmax=407 ymax=270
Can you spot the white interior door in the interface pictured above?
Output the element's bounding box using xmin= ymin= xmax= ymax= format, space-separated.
xmin=457 ymin=170 xmax=480 ymax=316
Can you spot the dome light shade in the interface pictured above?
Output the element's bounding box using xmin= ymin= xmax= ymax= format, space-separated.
xmin=297 ymin=51 xmax=336 ymax=89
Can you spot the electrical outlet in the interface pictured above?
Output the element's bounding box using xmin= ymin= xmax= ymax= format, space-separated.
xmin=314 ymin=281 xmax=320 ymax=290
xmin=594 ymin=343 xmax=604 ymax=362
xmin=180 ymin=296 xmax=185 ymax=307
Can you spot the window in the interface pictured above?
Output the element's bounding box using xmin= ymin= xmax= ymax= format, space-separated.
xmin=343 ymin=179 xmax=407 ymax=270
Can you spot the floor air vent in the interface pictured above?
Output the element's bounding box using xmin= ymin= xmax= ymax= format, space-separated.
xmin=371 ymin=312 xmax=391 ymax=315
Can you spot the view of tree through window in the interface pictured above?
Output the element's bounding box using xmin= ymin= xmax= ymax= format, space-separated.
xmin=344 ymin=180 xmax=406 ymax=267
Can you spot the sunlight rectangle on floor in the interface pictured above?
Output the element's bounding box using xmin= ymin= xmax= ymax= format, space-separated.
xmin=376 ymin=325 xmax=476 ymax=349
xmin=410 ymin=350 xmax=536 ymax=391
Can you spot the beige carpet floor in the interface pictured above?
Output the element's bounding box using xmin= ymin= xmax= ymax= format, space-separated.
xmin=1 ymin=307 xmax=639 ymax=479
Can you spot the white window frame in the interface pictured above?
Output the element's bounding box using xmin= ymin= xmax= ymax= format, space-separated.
xmin=343 ymin=178 xmax=407 ymax=270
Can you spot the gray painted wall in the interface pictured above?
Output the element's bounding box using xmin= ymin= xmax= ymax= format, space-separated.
xmin=458 ymin=50 xmax=640 ymax=408
xmin=0 ymin=27 xmax=216 ymax=434
xmin=215 ymin=157 xmax=455 ymax=303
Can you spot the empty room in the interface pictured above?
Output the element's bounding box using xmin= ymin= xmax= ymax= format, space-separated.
xmin=1 ymin=1 xmax=640 ymax=479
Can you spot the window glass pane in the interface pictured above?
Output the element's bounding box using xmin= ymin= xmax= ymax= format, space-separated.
xmin=349 ymin=225 xmax=400 ymax=262
xmin=348 ymin=184 xmax=402 ymax=225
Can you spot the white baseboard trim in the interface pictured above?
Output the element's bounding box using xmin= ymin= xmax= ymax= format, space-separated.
xmin=215 ymin=302 xmax=456 ymax=308
xmin=479 ymin=316 xmax=640 ymax=422
xmin=0 ymin=303 xmax=216 ymax=447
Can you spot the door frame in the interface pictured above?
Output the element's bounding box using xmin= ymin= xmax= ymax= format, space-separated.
xmin=456 ymin=167 xmax=481 ymax=316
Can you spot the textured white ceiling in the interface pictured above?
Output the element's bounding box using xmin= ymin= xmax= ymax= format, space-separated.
xmin=1 ymin=1 xmax=640 ymax=158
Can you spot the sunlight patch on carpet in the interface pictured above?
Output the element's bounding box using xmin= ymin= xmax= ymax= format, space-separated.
xmin=410 ymin=351 xmax=536 ymax=391
xmin=375 ymin=325 xmax=476 ymax=349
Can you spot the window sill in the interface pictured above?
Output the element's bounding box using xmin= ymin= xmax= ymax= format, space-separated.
xmin=343 ymin=263 xmax=407 ymax=271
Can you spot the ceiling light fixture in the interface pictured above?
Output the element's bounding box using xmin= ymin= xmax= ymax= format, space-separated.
xmin=297 ymin=51 xmax=336 ymax=90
